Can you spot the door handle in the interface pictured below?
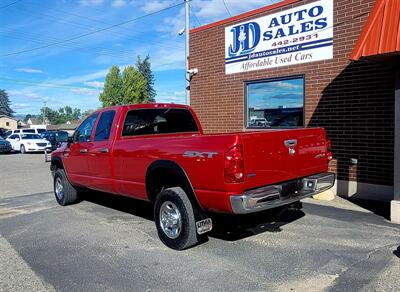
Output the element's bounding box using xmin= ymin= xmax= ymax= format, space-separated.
xmin=99 ymin=148 xmax=109 ymax=153
xmin=284 ymin=139 xmax=298 ymax=148
xmin=80 ymin=149 xmax=88 ymax=153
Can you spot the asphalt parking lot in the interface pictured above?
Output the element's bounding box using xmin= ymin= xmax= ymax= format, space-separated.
xmin=0 ymin=153 xmax=399 ymax=292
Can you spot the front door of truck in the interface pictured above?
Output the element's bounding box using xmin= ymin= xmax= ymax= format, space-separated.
xmin=63 ymin=113 xmax=98 ymax=186
xmin=86 ymin=110 xmax=116 ymax=193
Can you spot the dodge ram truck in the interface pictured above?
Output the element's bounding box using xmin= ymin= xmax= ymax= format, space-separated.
xmin=51 ymin=103 xmax=335 ymax=250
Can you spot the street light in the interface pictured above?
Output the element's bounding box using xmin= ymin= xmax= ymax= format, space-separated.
xmin=178 ymin=28 xmax=185 ymax=36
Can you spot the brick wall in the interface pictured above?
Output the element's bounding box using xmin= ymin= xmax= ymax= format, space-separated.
xmin=190 ymin=0 xmax=395 ymax=186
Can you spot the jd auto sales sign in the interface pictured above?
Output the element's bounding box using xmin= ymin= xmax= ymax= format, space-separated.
xmin=225 ymin=0 xmax=333 ymax=74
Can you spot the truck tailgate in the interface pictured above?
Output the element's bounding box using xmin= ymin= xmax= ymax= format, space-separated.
xmin=240 ymin=128 xmax=329 ymax=190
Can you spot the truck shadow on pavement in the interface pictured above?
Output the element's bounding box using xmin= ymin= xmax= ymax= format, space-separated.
xmin=209 ymin=208 xmax=305 ymax=241
xmin=81 ymin=190 xmax=305 ymax=242
xmin=394 ymin=246 xmax=400 ymax=258
xmin=81 ymin=191 xmax=155 ymax=221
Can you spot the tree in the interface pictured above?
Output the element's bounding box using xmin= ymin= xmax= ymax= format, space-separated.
xmin=136 ymin=55 xmax=156 ymax=102
xmin=39 ymin=106 xmax=59 ymax=124
xmin=0 ymin=89 xmax=14 ymax=117
xmin=71 ymin=108 xmax=81 ymax=121
xmin=99 ymin=65 xmax=123 ymax=107
xmin=23 ymin=114 xmax=32 ymax=123
xmin=82 ymin=109 xmax=97 ymax=119
xmin=122 ymin=65 xmax=148 ymax=104
xmin=37 ymin=105 xmax=82 ymax=125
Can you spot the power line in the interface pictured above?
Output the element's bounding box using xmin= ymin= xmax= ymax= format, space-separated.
xmin=189 ymin=3 xmax=202 ymax=26
xmin=0 ymin=1 xmax=188 ymax=57
xmin=0 ymin=28 xmax=184 ymax=59
xmin=222 ymin=0 xmax=232 ymax=17
xmin=0 ymin=0 xmax=22 ymax=9
xmin=21 ymin=0 xmax=175 ymax=38
xmin=1 ymin=3 xmax=184 ymax=50
xmin=0 ymin=77 xmax=100 ymax=90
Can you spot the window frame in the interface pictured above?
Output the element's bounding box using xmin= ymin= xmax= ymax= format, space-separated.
xmin=121 ymin=108 xmax=200 ymax=138
xmin=73 ymin=112 xmax=99 ymax=143
xmin=244 ymin=75 xmax=305 ymax=130
xmin=94 ymin=110 xmax=116 ymax=142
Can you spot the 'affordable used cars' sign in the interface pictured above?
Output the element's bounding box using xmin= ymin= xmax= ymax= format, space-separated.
xmin=225 ymin=0 xmax=333 ymax=74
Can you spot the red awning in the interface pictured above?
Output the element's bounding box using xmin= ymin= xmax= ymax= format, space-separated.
xmin=350 ymin=0 xmax=400 ymax=61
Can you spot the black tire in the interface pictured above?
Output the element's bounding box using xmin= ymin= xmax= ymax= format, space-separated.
xmin=20 ymin=145 xmax=26 ymax=154
xmin=53 ymin=169 xmax=80 ymax=206
xmin=154 ymin=187 xmax=201 ymax=250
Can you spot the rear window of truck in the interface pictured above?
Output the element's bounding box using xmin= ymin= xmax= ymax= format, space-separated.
xmin=122 ymin=108 xmax=199 ymax=136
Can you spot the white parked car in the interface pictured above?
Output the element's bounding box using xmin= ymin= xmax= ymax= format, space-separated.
xmin=250 ymin=118 xmax=269 ymax=128
xmin=6 ymin=133 xmax=52 ymax=154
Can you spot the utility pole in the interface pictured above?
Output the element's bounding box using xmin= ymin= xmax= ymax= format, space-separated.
xmin=43 ymin=101 xmax=47 ymax=125
xmin=185 ymin=0 xmax=190 ymax=105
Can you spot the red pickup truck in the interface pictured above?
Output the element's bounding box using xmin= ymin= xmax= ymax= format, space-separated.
xmin=51 ymin=103 xmax=334 ymax=250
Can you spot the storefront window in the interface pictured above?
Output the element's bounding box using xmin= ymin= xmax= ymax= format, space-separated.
xmin=246 ymin=76 xmax=304 ymax=128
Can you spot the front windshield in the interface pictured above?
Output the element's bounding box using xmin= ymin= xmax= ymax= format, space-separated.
xmin=21 ymin=134 xmax=42 ymax=140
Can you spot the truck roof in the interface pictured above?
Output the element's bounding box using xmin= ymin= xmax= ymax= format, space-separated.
xmin=95 ymin=103 xmax=190 ymax=113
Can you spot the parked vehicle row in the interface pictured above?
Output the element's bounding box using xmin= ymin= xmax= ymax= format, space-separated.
xmin=0 ymin=130 xmax=69 ymax=154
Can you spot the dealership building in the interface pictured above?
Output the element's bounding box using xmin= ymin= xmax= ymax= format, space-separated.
xmin=189 ymin=0 xmax=400 ymax=222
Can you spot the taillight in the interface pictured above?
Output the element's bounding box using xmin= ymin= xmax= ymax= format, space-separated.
xmin=326 ymin=139 xmax=333 ymax=161
xmin=224 ymin=145 xmax=244 ymax=183
xmin=326 ymin=139 xmax=332 ymax=151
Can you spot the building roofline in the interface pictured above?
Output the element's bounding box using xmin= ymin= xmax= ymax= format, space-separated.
xmin=190 ymin=0 xmax=301 ymax=34
xmin=0 ymin=115 xmax=18 ymax=121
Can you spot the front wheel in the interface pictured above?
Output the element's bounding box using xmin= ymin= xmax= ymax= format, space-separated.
xmin=54 ymin=169 xmax=81 ymax=206
xmin=154 ymin=187 xmax=202 ymax=250
xmin=20 ymin=144 xmax=26 ymax=154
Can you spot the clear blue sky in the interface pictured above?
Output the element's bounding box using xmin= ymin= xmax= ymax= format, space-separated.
xmin=0 ymin=0 xmax=279 ymax=116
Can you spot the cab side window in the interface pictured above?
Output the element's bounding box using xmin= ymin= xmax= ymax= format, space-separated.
xmin=122 ymin=108 xmax=198 ymax=136
xmin=9 ymin=134 xmax=18 ymax=139
xmin=73 ymin=113 xmax=98 ymax=142
xmin=94 ymin=110 xmax=116 ymax=141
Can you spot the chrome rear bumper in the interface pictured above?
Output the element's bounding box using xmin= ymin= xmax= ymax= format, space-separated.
xmin=230 ymin=172 xmax=335 ymax=214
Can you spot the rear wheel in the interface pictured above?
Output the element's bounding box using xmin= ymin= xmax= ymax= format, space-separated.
xmin=54 ymin=169 xmax=81 ymax=206
xmin=154 ymin=187 xmax=202 ymax=250
xmin=20 ymin=144 xmax=26 ymax=154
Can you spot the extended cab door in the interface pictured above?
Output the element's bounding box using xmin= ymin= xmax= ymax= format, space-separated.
xmin=86 ymin=110 xmax=117 ymax=193
xmin=63 ymin=113 xmax=98 ymax=186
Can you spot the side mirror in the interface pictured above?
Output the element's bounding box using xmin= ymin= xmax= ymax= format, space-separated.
xmin=15 ymin=138 xmax=20 ymax=141
xmin=55 ymin=133 xmax=69 ymax=143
